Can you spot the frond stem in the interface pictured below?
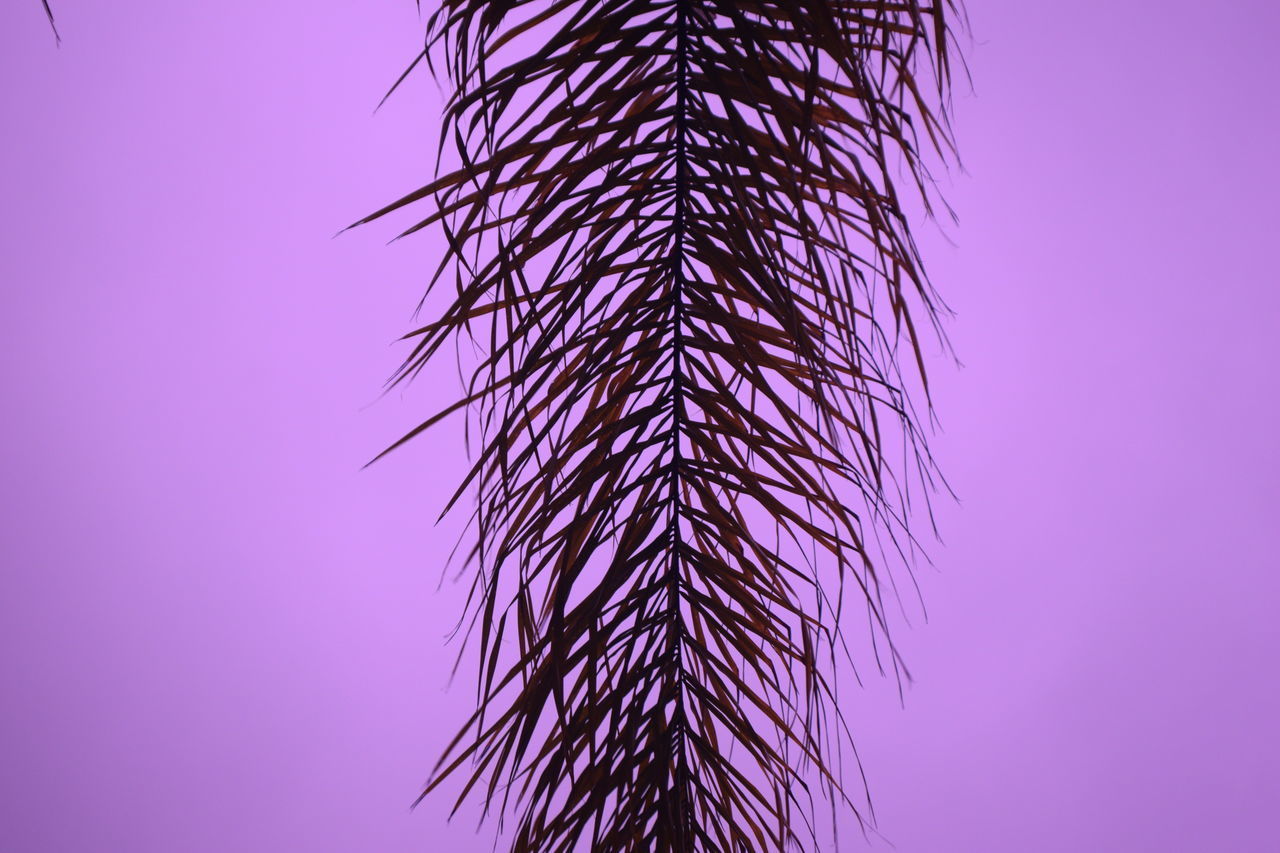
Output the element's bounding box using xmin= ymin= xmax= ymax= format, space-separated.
xmin=663 ymin=0 xmax=693 ymax=845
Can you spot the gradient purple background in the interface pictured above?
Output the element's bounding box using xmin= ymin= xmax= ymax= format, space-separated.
xmin=3 ymin=2 xmax=1278 ymax=851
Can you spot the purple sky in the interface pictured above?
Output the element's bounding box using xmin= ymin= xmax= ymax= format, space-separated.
xmin=2 ymin=2 xmax=1278 ymax=851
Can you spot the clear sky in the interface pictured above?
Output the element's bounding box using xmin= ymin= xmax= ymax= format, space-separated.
xmin=2 ymin=2 xmax=1278 ymax=851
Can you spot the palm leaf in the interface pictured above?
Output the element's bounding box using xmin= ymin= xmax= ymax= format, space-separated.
xmin=41 ymin=0 xmax=59 ymax=43
xmin=359 ymin=1 xmax=959 ymax=850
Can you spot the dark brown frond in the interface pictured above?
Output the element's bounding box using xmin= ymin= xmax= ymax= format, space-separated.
xmin=360 ymin=1 xmax=959 ymax=850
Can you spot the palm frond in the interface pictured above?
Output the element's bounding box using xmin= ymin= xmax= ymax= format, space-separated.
xmin=359 ymin=1 xmax=959 ymax=850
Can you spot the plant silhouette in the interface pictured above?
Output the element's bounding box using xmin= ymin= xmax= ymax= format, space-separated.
xmin=356 ymin=1 xmax=961 ymax=850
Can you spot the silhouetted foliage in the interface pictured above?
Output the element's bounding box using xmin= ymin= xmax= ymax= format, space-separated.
xmin=358 ymin=1 xmax=961 ymax=850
